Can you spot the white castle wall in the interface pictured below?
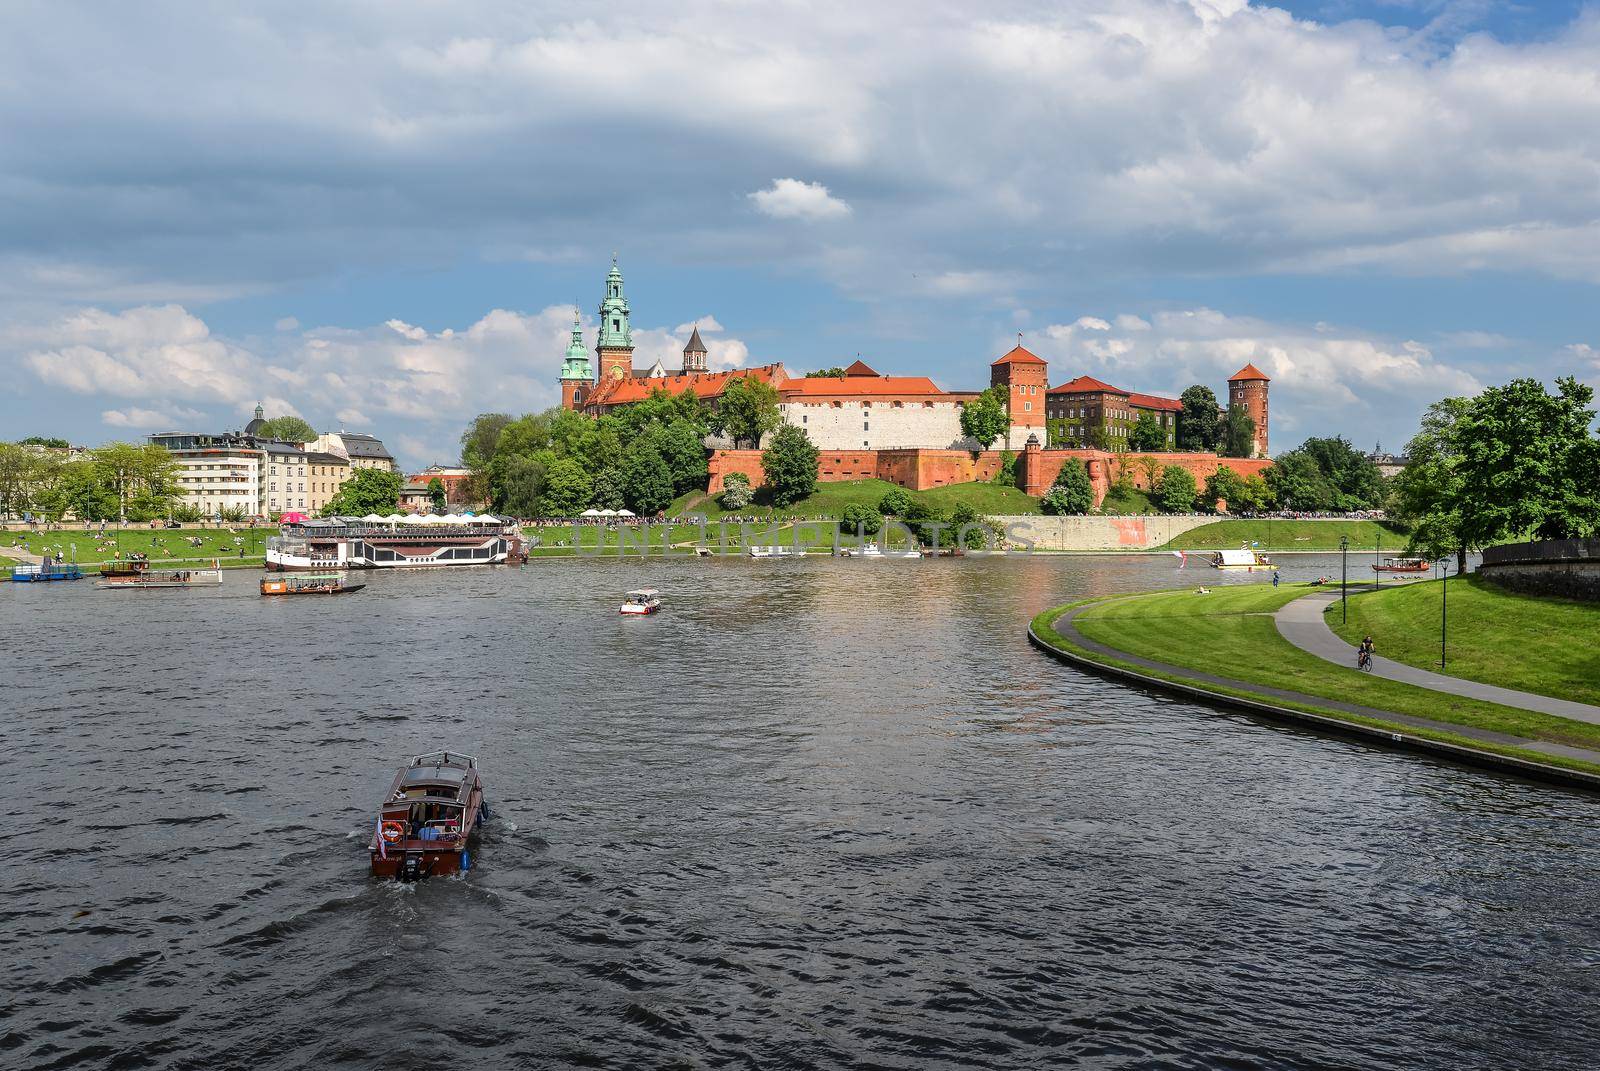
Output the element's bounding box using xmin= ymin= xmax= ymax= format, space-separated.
xmin=781 ymin=401 xmax=978 ymax=451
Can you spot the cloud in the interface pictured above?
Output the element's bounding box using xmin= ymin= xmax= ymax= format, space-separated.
xmin=749 ymin=179 xmax=852 ymax=222
xmin=16 ymin=305 xmax=257 ymax=402
xmin=102 ymin=404 xmax=204 ymax=430
xmin=274 ymin=316 xmax=300 ymax=332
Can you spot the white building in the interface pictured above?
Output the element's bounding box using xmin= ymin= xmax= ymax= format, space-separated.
xmin=774 ymin=361 xmax=982 ymax=450
xmin=310 ymin=432 xmax=398 ymax=472
xmin=148 ymin=432 xmax=264 ymax=518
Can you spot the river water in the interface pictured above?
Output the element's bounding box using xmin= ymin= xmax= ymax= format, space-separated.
xmin=4 ymin=552 xmax=1596 ymax=1070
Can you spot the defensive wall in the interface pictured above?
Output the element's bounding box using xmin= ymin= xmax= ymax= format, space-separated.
xmin=991 ymin=514 xmax=1218 ymax=551
xmin=1479 ymin=538 xmax=1600 ymax=601
xmin=707 ymin=444 xmax=1271 ymax=508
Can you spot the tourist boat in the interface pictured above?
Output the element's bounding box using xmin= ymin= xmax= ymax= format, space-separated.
xmin=98 ymin=553 xmax=150 ymax=578
xmin=10 ymin=561 xmax=86 ymax=583
xmin=370 ymin=751 xmax=488 ymax=881
xmin=842 ymin=542 xmax=884 ymax=558
xmin=97 ymin=560 xmax=224 ymax=588
xmin=1372 ymin=557 xmax=1431 ymax=573
xmin=267 ymin=514 xmax=528 ymax=571
xmin=619 ymin=588 xmax=661 ymax=615
xmin=747 ymin=545 xmax=795 ymax=558
xmin=260 ymin=572 xmax=365 ymax=596
xmin=1206 ymin=548 xmax=1278 ymax=571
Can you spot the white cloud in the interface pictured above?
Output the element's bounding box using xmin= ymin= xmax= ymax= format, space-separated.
xmin=749 ymin=179 xmax=852 ymax=222
xmin=102 ymin=404 xmax=204 ymax=429
xmin=274 ymin=316 xmax=300 ymax=332
xmin=17 ymin=305 xmax=257 ymax=403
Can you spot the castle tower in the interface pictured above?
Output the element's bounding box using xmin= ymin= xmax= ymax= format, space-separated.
xmin=1227 ymin=363 xmax=1270 ymax=458
xmin=990 ymin=338 xmax=1048 ymax=449
xmin=596 ymin=254 xmax=635 ymax=381
xmin=559 ymin=310 xmax=592 ymax=411
xmin=682 ymin=324 xmax=708 ymax=374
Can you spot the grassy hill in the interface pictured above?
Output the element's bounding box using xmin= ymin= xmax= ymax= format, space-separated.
xmin=672 ymin=479 xmax=1041 ymax=520
xmin=1158 ymin=518 xmax=1409 ymax=551
xmin=5 ymin=527 xmax=270 ymax=565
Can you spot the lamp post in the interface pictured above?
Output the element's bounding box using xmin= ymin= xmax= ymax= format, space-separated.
xmin=1340 ymin=534 xmax=1349 ymax=624
xmin=1374 ymin=529 xmax=1380 ymax=591
xmin=1439 ymin=557 xmax=1449 ymax=669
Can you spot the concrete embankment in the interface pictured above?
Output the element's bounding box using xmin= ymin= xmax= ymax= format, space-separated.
xmin=991 ymin=514 xmax=1216 ymax=551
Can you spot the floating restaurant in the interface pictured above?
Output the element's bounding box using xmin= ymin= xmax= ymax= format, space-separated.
xmin=266 ymin=513 xmax=529 ymax=570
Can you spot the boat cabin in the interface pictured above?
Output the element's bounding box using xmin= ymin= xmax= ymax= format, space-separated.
xmin=379 ymin=752 xmax=477 ymax=843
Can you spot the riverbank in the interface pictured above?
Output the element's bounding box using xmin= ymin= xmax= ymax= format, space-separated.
xmin=1030 ymin=585 xmax=1600 ymax=788
xmin=1156 ymin=518 xmax=1407 ymax=551
xmin=1329 ymin=576 xmax=1600 ymax=707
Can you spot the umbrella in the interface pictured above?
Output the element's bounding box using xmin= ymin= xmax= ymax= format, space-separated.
xmin=360 ymin=514 xmax=384 ymax=523
xmin=279 ymin=511 xmax=309 ymax=523
xmin=616 ymin=509 xmax=635 ymax=517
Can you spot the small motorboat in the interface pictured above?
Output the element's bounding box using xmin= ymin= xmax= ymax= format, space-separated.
xmin=97 ymin=559 xmax=224 ymax=588
xmin=260 ymin=571 xmax=365 ymax=596
xmin=620 ymin=588 xmax=661 ymax=615
xmin=369 ymin=751 xmax=487 ymax=881
xmin=748 ymin=545 xmax=795 ymax=558
xmin=840 ymin=542 xmax=884 ymax=558
xmin=1372 ymin=557 xmax=1431 ymax=574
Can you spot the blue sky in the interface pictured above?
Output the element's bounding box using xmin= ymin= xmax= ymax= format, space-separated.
xmin=2 ymin=0 xmax=1597 ymax=469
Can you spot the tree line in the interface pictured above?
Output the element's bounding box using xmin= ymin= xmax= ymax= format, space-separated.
xmin=0 ymin=441 xmax=182 ymax=522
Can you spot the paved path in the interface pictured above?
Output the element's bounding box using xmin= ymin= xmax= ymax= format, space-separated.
xmin=1049 ymin=604 xmax=1600 ymax=766
xmin=1274 ymin=591 xmax=1600 ymax=726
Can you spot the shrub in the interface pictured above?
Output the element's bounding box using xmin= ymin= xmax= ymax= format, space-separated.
xmin=878 ymin=486 xmax=912 ymax=516
xmin=1040 ymin=460 xmax=1093 ymax=515
xmin=840 ymin=502 xmax=881 ymax=535
xmin=719 ymin=472 xmax=753 ymax=510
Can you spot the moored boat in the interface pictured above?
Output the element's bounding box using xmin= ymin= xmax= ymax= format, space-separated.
xmin=369 ymin=751 xmax=487 ymax=881
xmin=619 ymin=588 xmax=660 ymax=615
xmin=260 ymin=572 xmax=365 ymax=595
xmin=99 ymin=554 xmax=151 ymax=578
xmin=1207 ymin=548 xmax=1278 ymax=571
xmin=1372 ymin=557 xmax=1431 ymax=573
xmin=747 ymin=545 xmax=795 ymax=558
xmin=10 ymin=561 xmax=86 ymax=583
xmin=97 ymin=559 xmax=224 ymax=588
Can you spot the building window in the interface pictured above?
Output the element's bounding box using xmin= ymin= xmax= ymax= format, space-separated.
xmin=1023 ymin=402 xmax=1031 ymax=412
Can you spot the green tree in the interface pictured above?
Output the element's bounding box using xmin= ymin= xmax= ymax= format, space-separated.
xmin=1157 ymin=465 xmax=1198 ymax=513
xmin=719 ymin=472 xmax=753 ymax=510
xmin=18 ymin=436 xmax=70 ymax=448
xmin=460 ymin=411 xmax=515 ymax=504
xmin=541 ymin=457 xmax=593 ymax=516
xmin=1238 ymin=474 xmax=1276 ymax=512
xmin=322 ymin=468 xmax=402 ymax=516
xmin=1041 ymin=460 xmax=1093 ymax=515
xmin=256 ymin=415 xmax=317 ymax=443
xmin=878 ymin=486 xmax=912 ymax=516
xmin=1266 ymin=436 xmax=1382 ymax=510
xmin=641 ymin=419 xmax=709 ymax=496
xmin=46 ymin=461 xmax=118 ymax=521
xmin=495 ymin=454 xmax=548 ymax=517
xmin=1177 ymin=386 xmax=1221 ymax=451
xmin=960 ymin=385 xmax=1011 ymax=449
xmin=621 ymin=444 xmax=674 ymax=516
xmin=590 ymin=466 xmax=626 ymax=511
xmin=840 ymin=502 xmax=881 ymax=535
xmin=1201 ymin=466 xmax=1246 ymax=512
xmin=1220 ymin=405 xmax=1256 ymax=458
xmin=805 ymin=367 xmax=848 ymax=379
xmin=1392 ymin=397 xmax=1470 ymax=568
xmin=713 ymin=377 xmax=781 ymax=448
xmin=1455 ymin=376 xmax=1600 ymax=547
xmin=760 ymin=425 xmax=819 ymax=507
xmin=91 ymin=443 xmax=178 ymax=521
xmin=427 ymin=477 xmax=447 ymax=513
xmin=950 ymin=501 xmax=987 ymax=549
xmin=1128 ymin=412 xmax=1166 ymax=451
xmin=992 ymin=450 xmax=1018 ymax=487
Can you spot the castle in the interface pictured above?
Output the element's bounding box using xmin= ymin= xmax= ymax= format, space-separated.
xmin=557 ymin=259 xmax=1271 ymax=497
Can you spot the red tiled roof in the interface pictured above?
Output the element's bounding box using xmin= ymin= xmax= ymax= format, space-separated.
xmin=843 ymin=359 xmax=878 ymax=377
xmin=992 ymin=345 xmax=1046 ymax=366
xmin=1229 ymin=362 xmax=1270 ymax=381
xmin=587 ymin=364 xmax=785 ymax=408
xmin=1128 ymin=392 xmax=1183 ymax=412
xmin=1048 ymin=375 xmax=1126 ymax=395
xmin=779 ymin=376 xmax=946 ymax=398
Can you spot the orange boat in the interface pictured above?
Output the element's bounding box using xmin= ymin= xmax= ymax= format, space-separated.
xmin=369 ymin=752 xmax=488 ymax=881
xmin=1372 ymin=557 xmax=1431 ymax=573
xmin=260 ymin=572 xmax=364 ymax=596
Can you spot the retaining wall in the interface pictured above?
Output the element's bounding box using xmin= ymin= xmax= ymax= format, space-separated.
xmin=1479 ymin=538 xmax=1600 ymax=601
xmin=990 ymin=514 xmax=1217 ymax=551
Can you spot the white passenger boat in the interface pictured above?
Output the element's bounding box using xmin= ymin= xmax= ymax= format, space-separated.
xmin=747 ymin=545 xmax=795 ymax=558
xmin=266 ymin=514 xmax=528 ymax=570
xmin=619 ymin=588 xmax=661 ymax=615
xmin=1207 ymin=548 xmax=1278 ymax=571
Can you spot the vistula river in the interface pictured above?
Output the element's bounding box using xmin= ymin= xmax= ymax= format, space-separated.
xmin=4 ymin=551 xmax=1597 ymax=1070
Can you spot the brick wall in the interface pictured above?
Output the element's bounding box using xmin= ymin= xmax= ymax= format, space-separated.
xmin=1019 ymin=448 xmax=1272 ymax=504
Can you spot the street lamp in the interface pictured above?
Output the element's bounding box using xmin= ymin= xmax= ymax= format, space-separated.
xmin=1438 ymin=557 xmax=1450 ymax=669
xmin=1340 ymin=534 xmax=1349 ymax=624
xmin=1374 ymin=528 xmax=1381 ymax=591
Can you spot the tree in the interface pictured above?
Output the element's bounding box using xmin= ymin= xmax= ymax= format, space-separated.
xmin=1392 ymin=397 xmax=1470 ymax=568
xmin=960 ymin=385 xmax=1010 ymax=449
xmin=256 ymin=415 xmax=316 ymax=443
xmin=641 ymin=419 xmax=709 ymax=496
xmin=322 ymin=468 xmax=402 ymax=516
xmin=840 ymin=502 xmax=881 ymax=535
xmin=1266 ymin=436 xmax=1382 ymax=511
xmin=1177 ymin=386 xmax=1221 ymax=451
xmin=621 ymin=445 xmax=674 ymax=516
xmin=1220 ymin=405 xmax=1256 ymax=458
xmin=719 ymin=472 xmax=754 ymax=509
xmin=992 ymin=450 xmax=1018 ymax=487
xmin=460 ymin=413 xmax=515 ymax=469
xmin=713 ymin=377 xmax=781 ymax=448
xmin=1455 ymin=376 xmax=1600 ymax=548
xmin=950 ymin=501 xmax=986 ymax=549
xmin=760 ymin=425 xmax=819 ymax=507
xmin=90 ymin=443 xmax=178 ymax=521
xmin=1157 ymin=465 xmax=1198 ymax=513
xmin=1128 ymin=412 xmax=1166 ymax=451
xmin=427 ymin=477 xmax=447 ymax=513
xmin=1041 ymin=460 xmax=1093 ymax=515
xmin=18 ymin=436 xmax=70 ymax=448
xmin=1202 ymin=466 xmax=1246 ymax=512
xmin=590 ymin=467 xmax=626 ymax=511
xmin=1238 ymin=474 xmax=1276 ymax=513
xmin=1133 ymin=455 xmax=1162 ymax=494
xmin=879 ymin=486 xmax=912 ymax=516
xmin=541 ymin=457 xmax=593 ymax=516
xmin=806 ymin=367 xmax=848 ymax=379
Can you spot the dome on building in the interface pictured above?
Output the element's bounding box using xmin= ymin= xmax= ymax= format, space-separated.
xmin=244 ymin=402 xmax=266 ymax=436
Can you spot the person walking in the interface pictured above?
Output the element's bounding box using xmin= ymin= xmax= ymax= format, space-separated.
xmin=1272 ymin=571 xmax=1280 ymax=588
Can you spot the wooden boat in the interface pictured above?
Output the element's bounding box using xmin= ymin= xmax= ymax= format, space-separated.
xmin=1206 ymin=548 xmax=1278 ymax=572
xmin=369 ymin=751 xmax=487 ymax=881
xmin=260 ymin=571 xmax=365 ymax=596
xmin=99 ymin=554 xmax=151 ymax=578
xmin=1372 ymin=557 xmax=1430 ymax=573
xmin=620 ymin=588 xmax=660 ymax=615
xmin=98 ymin=559 xmax=223 ymax=589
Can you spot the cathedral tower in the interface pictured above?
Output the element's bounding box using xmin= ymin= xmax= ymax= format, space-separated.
xmin=596 ymin=255 xmax=634 ymax=381
xmin=682 ymin=324 xmax=708 ymax=374
xmin=559 ymin=310 xmax=592 ymax=411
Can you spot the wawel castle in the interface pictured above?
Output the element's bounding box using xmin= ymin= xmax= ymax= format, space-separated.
xmin=559 ymin=259 xmax=1269 ymax=460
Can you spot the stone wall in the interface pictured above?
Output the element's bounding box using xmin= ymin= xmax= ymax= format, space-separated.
xmin=992 ymin=514 xmax=1218 ymax=551
xmin=1018 ymin=446 xmax=1273 ymax=503
xmin=1479 ymin=538 xmax=1600 ymax=601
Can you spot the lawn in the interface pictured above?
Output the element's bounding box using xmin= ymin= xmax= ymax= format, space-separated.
xmin=1096 ymin=486 xmax=1159 ymax=514
xmin=1064 ymin=585 xmax=1600 ymax=754
xmin=1329 ymin=576 xmax=1600 ymax=708
xmin=1159 ymin=518 xmax=1409 ymax=552
xmin=670 ymin=478 xmax=1041 ymax=522
xmin=5 ymin=526 xmax=272 ymax=564
xmin=524 ymin=516 xmax=923 ymax=555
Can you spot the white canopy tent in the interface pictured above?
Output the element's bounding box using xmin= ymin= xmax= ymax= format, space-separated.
xmin=616 ymin=509 xmax=636 ymax=517
xmin=580 ymin=509 xmax=602 ymax=517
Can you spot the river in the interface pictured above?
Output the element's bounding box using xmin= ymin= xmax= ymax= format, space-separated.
xmin=4 ymin=552 xmax=1596 ymax=1070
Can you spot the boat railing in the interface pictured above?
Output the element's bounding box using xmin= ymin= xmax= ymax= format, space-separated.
xmin=411 ymin=750 xmax=476 ymax=769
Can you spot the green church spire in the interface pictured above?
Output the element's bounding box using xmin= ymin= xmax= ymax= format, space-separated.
xmin=596 ymin=253 xmax=633 ymax=351
xmin=559 ymin=310 xmax=590 ymax=382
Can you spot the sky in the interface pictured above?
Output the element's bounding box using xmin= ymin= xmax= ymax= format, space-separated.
xmin=2 ymin=0 xmax=1598 ymax=470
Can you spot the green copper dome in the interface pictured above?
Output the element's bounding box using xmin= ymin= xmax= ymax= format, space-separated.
xmin=559 ymin=311 xmax=591 ymax=382
xmin=596 ymin=254 xmax=633 ymax=350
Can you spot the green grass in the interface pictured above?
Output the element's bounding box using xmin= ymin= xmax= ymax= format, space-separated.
xmin=1095 ymin=486 xmax=1158 ymax=515
xmin=1159 ymin=518 xmax=1409 ymax=551
xmin=524 ymin=516 xmax=922 ymax=555
xmin=1329 ymin=576 xmax=1600 ymax=707
xmin=670 ymin=478 xmax=1040 ymax=522
xmin=1065 ymin=585 xmax=1600 ymax=754
xmin=5 ymin=527 xmax=271 ymax=565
